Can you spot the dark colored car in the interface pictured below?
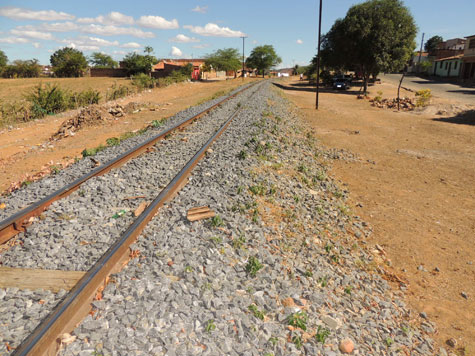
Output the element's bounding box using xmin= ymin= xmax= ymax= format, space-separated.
xmin=332 ymin=78 xmax=350 ymax=90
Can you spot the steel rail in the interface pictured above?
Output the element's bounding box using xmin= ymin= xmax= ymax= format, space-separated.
xmin=0 ymin=81 xmax=257 ymax=245
xmin=12 ymin=105 xmax=243 ymax=356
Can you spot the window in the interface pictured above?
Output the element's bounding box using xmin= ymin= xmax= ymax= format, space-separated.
xmin=469 ymin=39 xmax=475 ymax=49
xmin=440 ymin=62 xmax=443 ymax=68
xmin=454 ymin=61 xmax=458 ymax=70
xmin=445 ymin=62 xmax=448 ymax=70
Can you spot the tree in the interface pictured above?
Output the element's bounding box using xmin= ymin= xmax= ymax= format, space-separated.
xmin=89 ymin=52 xmax=118 ymax=68
xmin=424 ymin=35 xmax=443 ymax=56
xmin=245 ymin=45 xmax=282 ymax=77
xmin=318 ymin=0 xmax=417 ymax=93
xmin=0 ymin=50 xmax=7 ymax=69
xmin=204 ymin=48 xmax=241 ymax=73
xmin=121 ymin=52 xmax=157 ymax=76
xmin=50 ymin=47 xmax=88 ymax=77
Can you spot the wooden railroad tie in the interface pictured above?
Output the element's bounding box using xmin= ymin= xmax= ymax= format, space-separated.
xmin=187 ymin=206 xmax=215 ymax=222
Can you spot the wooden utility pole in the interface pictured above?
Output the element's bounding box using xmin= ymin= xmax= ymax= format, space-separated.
xmin=241 ymin=36 xmax=247 ymax=81
xmin=315 ymin=0 xmax=323 ymax=109
xmin=418 ymin=33 xmax=425 ymax=65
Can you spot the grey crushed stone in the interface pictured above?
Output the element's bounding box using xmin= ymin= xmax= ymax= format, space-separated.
xmin=53 ymin=82 xmax=436 ymax=356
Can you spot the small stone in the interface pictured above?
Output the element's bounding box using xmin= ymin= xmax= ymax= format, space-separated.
xmin=339 ymin=338 xmax=354 ymax=354
xmin=461 ymin=292 xmax=468 ymax=299
xmin=417 ymin=265 xmax=426 ymax=272
xmin=434 ymin=267 xmax=440 ymax=272
xmin=321 ymin=315 xmax=341 ymax=329
xmin=446 ymin=338 xmax=457 ymax=348
xmin=420 ymin=312 xmax=428 ymax=319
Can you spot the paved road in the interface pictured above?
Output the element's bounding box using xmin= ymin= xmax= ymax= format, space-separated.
xmin=382 ymin=74 xmax=475 ymax=105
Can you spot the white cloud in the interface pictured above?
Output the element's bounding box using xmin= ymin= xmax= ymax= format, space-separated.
xmin=296 ymin=39 xmax=303 ymax=44
xmin=184 ymin=23 xmax=245 ymax=37
xmin=14 ymin=22 xmax=79 ymax=33
xmin=113 ymin=50 xmax=128 ymax=55
xmin=77 ymin=11 xmax=134 ymax=25
xmin=191 ymin=6 xmax=208 ymax=14
xmin=252 ymin=40 xmax=258 ymax=44
xmin=41 ymin=22 xmax=79 ymax=32
xmin=60 ymin=36 xmax=119 ymax=47
xmin=66 ymin=42 xmax=99 ymax=52
xmin=170 ymin=46 xmax=183 ymax=57
xmin=192 ymin=43 xmax=210 ymax=49
xmin=32 ymin=42 xmax=40 ymax=48
xmin=107 ymin=11 xmax=134 ymax=25
xmin=10 ymin=28 xmax=54 ymax=40
xmin=169 ymin=34 xmax=200 ymax=43
xmin=0 ymin=6 xmax=74 ymax=21
xmin=121 ymin=42 xmax=141 ymax=48
xmin=137 ymin=15 xmax=178 ymax=29
xmin=80 ymin=24 xmax=154 ymax=38
xmin=0 ymin=36 xmax=30 ymax=44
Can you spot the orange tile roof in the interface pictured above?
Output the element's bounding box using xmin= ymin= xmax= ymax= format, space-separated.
xmin=434 ymin=54 xmax=464 ymax=62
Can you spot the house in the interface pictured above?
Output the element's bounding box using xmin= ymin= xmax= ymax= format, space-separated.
xmin=461 ymin=35 xmax=475 ymax=81
xmin=152 ymin=59 xmax=205 ymax=80
xmin=432 ymin=54 xmax=463 ymax=77
xmin=435 ymin=38 xmax=465 ymax=59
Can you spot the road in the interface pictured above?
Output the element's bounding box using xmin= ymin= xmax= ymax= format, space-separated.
xmin=382 ymin=73 xmax=475 ymax=105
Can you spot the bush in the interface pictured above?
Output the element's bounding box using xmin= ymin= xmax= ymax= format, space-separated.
xmin=106 ymin=83 xmax=131 ymax=101
xmin=0 ymin=100 xmax=32 ymax=126
xmin=131 ymin=73 xmax=157 ymax=91
xmin=415 ymin=89 xmax=432 ymax=107
xmin=70 ymin=88 xmax=101 ymax=108
xmin=26 ymin=83 xmax=70 ymax=118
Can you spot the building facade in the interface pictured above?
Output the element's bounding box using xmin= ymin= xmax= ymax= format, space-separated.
xmin=461 ymin=35 xmax=475 ymax=81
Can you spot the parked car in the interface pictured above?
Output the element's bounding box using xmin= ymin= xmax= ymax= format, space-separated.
xmin=332 ymin=78 xmax=350 ymax=90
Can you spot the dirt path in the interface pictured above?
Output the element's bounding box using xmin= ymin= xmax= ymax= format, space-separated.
xmin=0 ymin=78 xmax=256 ymax=193
xmin=279 ymin=78 xmax=475 ymax=354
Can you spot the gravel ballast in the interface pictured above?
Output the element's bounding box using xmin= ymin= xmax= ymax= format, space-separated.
xmin=1 ymin=81 xmax=438 ymax=355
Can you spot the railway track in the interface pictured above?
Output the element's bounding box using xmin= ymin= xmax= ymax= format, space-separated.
xmin=0 ymin=81 xmax=262 ymax=355
xmin=0 ymin=81 xmax=258 ymax=245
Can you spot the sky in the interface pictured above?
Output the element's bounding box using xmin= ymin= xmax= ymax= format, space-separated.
xmin=0 ymin=0 xmax=473 ymax=68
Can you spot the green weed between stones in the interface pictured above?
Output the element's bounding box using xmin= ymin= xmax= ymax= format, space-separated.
xmin=287 ymin=311 xmax=308 ymax=331
xmin=248 ymin=304 xmax=265 ymax=320
xmin=315 ymin=325 xmax=331 ymax=343
xmin=210 ymin=215 xmax=224 ymax=227
xmin=205 ymin=319 xmax=216 ymax=333
xmin=292 ymin=335 xmax=303 ymax=349
xmin=246 ymin=256 xmax=263 ymax=277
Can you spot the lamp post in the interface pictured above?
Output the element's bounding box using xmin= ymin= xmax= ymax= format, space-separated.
xmin=241 ymin=36 xmax=247 ymax=80
xmin=315 ymin=0 xmax=323 ymax=109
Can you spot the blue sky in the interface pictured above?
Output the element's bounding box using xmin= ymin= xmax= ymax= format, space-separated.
xmin=0 ymin=0 xmax=473 ymax=68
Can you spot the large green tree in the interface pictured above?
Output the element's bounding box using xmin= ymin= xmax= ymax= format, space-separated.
xmin=50 ymin=47 xmax=88 ymax=77
xmin=0 ymin=50 xmax=7 ymax=68
xmin=245 ymin=45 xmax=282 ymax=77
xmin=121 ymin=48 xmax=157 ymax=76
xmin=204 ymin=48 xmax=241 ymax=72
xmin=319 ymin=0 xmax=417 ymax=92
xmin=424 ymin=35 xmax=443 ymax=55
xmin=89 ymin=52 xmax=117 ymax=68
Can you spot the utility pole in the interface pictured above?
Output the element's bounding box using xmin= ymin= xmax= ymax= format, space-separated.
xmin=315 ymin=0 xmax=323 ymax=109
xmin=418 ymin=33 xmax=425 ymax=65
xmin=241 ymin=36 xmax=247 ymax=81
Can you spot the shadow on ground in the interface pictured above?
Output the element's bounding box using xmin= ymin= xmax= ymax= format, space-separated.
xmin=433 ymin=110 xmax=475 ymax=126
xmin=446 ymin=90 xmax=475 ymax=95
xmin=272 ymin=82 xmax=362 ymax=96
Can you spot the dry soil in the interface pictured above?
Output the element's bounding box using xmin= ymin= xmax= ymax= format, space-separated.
xmin=278 ymin=77 xmax=475 ymax=354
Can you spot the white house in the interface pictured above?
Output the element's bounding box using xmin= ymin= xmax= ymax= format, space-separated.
xmin=432 ymin=55 xmax=463 ymax=77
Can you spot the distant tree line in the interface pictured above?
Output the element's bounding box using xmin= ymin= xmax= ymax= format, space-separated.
xmin=1 ymin=42 xmax=283 ymax=79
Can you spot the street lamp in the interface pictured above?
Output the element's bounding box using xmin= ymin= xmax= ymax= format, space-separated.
xmin=315 ymin=0 xmax=323 ymax=109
